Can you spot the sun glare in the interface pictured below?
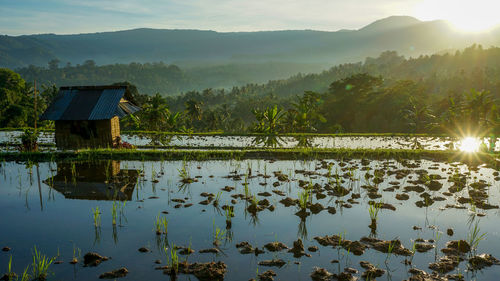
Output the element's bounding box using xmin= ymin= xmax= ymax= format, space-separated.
xmin=458 ymin=137 xmax=481 ymax=152
xmin=415 ymin=0 xmax=500 ymax=32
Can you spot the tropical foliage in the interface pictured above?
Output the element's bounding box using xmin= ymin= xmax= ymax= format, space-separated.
xmin=2 ymin=45 xmax=500 ymax=136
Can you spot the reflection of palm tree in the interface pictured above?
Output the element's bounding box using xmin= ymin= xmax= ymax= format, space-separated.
xmin=294 ymin=135 xmax=313 ymax=148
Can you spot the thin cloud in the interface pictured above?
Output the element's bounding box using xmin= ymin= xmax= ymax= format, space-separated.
xmin=1 ymin=0 xmax=423 ymax=35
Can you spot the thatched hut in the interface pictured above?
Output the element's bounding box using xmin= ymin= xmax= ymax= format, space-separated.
xmin=41 ymin=85 xmax=140 ymax=149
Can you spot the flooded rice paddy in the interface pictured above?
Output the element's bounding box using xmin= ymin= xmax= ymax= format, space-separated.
xmin=1 ymin=157 xmax=500 ymax=280
xmin=1 ymin=131 xmax=499 ymax=151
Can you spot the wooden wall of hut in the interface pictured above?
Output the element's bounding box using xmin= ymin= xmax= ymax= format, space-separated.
xmin=55 ymin=116 xmax=121 ymax=149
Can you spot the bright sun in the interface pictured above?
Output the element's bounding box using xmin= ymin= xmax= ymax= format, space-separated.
xmin=458 ymin=137 xmax=481 ymax=152
xmin=415 ymin=0 xmax=500 ymax=32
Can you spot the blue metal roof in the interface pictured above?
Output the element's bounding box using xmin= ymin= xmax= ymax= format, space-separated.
xmin=41 ymin=86 xmax=140 ymax=121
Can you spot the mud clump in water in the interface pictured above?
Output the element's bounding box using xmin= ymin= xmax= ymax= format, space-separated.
xmin=83 ymin=252 xmax=109 ymax=267
xmin=308 ymin=246 xmax=319 ymax=252
xmin=279 ymin=197 xmax=297 ymax=207
xmin=468 ymin=254 xmax=500 ymax=270
xmin=99 ymin=267 xmax=128 ymax=279
xmin=429 ymin=256 xmax=459 ymax=273
xmin=415 ymin=242 xmax=435 ymax=253
xmin=258 ymin=259 xmax=286 ymax=268
xmin=263 ymin=242 xmax=289 ymax=252
xmin=314 ymin=235 xmax=367 ymax=256
xmin=441 ymin=240 xmax=470 ymax=255
xmin=179 ymin=248 xmax=195 ymax=255
xmin=360 ymin=261 xmax=385 ymax=278
xmin=0 ymin=273 xmax=17 ymax=281
xmin=360 ymin=237 xmax=411 ymax=256
xmin=310 ymin=267 xmax=333 ymax=281
xmin=308 ymin=202 xmax=324 ymax=214
xmin=138 ymin=247 xmax=150 ymax=253
xmin=236 ymin=241 xmax=264 ymax=255
xmin=396 ymin=193 xmax=410 ymax=200
xmin=288 ymin=239 xmax=311 ymax=258
xmin=199 ymin=248 xmax=219 ymax=254
xmin=256 ymin=270 xmax=277 ymax=281
xmin=407 ymin=268 xmax=447 ymax=281
xmin=158 ymin=261 xmax=227 ymax=280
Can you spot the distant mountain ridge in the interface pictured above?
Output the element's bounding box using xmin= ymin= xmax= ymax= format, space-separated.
xmin=1 ymin=16 xmax=500 ymax=70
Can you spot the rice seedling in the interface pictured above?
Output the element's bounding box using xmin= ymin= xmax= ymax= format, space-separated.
xmin=4 ymin=255 xmax=17 ymax=281
xmin=164 ymin=244 xmax=179 ymax=274
xmin=92 ymin=207 xmax=101 ymax=227
xmin=224 ymin=204 xmax=234 ymax=228
xmin=186 ymin=240 xmax=193 ymax=260
xmin=386 ymin=240 xmax=395 ymax=264
xmin=212 ymin=221 xmax=226 ymax=246
xmin=31 ymin=246 xmax=55 ymax=281
xmin=243 ymin=173 xmax=250 ymax=198
xmin=213 ymin=192 xmax=222 ymax=207
xmin=19 ymin=267 xmax=30 ymax=281
xmin=71 ymin=244 xmax=81 ymax=264
xmin=467 ymin=221 xmax=486 ymax=252
xmin=177 ymin=160 xmax=191 ymax=183
xmin=298 ymin=189 xmax=310 ymax=211
xmin=409 ymin=239 xmax=417 ymax=265
xmin=154 ymin=214 xmax=168 ymax=235
xmin=368 ymin=202 xmax=382 ymax=221
xmin=251 ymin=195 xmax=258 ymax=206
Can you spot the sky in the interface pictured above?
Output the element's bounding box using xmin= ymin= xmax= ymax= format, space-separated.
xmin=1 ymin=0 xmax=499 ymax=35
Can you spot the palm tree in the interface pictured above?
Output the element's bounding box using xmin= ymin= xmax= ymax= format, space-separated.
xmin=185 ymin=99 xmax=203 ymax=128
xmin=403 ymin=97 xmax=436 ymax=133
xmin=462 ymin=89 xmax=495 ymax=134
xmin=251 ymin=105 xmax=286 ymax=147
xmin=142 ymin=93 xmax=171 ymax=131
xmin=251 ymin=105 xmax=285 ymax=134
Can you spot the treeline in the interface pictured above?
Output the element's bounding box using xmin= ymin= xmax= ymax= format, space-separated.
xmin=1 ymin=45 xmax=500 ymax=135
xmin=17 ymin=61 xmax=325 ymax=95
xmin=126 ymin=73 xmax=498 ymax=136
xmin=17 ymin=44 xmax=500 ymax=99
xmin=18 ymin=61 xmax=190 ymax=95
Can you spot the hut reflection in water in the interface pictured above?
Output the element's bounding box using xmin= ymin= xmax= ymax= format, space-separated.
xmin=45 ymin=161 xmax=139 ymax=201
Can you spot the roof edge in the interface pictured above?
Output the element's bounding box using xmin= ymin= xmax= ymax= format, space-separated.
xmin=59 ymin=85 xmax=128 ymax=91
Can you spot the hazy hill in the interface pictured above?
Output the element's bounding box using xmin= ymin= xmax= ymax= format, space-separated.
xmin=2 ymin=16 xmax=500 ymax=70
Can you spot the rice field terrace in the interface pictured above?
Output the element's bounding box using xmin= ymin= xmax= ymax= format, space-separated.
xmin=2 ymin=149 xmax=500 ymax=280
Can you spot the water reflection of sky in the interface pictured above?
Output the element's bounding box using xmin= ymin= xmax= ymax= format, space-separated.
xmin=1 ymin=159 xmax=499 ymax=280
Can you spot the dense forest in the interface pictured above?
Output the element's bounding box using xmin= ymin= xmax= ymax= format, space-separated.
xmin=1 ymin=45 xmax=499 ymax=136
xmin=17 ymin=61 xmax=326 ymax=94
